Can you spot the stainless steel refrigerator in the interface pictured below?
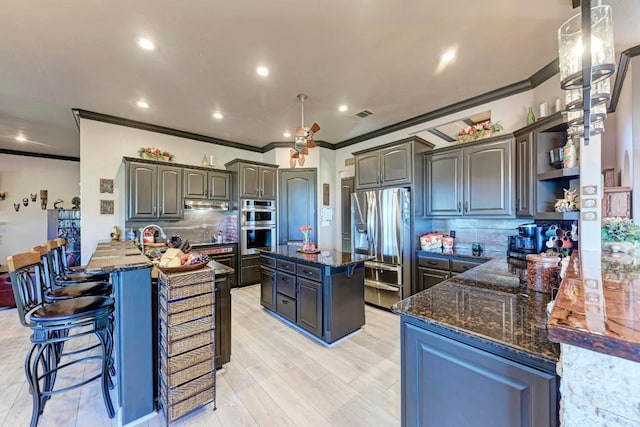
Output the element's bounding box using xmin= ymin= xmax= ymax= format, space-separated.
xmin=352 ymin=187 xmax=411 ymax=309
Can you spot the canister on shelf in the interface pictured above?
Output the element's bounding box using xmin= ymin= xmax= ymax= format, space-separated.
xmin=526 ymin=254 xmax=560 ymax=293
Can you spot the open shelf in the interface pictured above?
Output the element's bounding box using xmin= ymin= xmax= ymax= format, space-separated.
xmin=534 ymin=211 xmax=580 ymax=221
xmin=537 ymin=167 xmax=580 ymax=181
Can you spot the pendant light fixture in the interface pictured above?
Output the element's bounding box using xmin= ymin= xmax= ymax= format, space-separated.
xmin=557 ymin=0 xmax=615 ymax=143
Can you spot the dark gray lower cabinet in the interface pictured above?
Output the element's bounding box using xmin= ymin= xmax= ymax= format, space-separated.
xmin=296 ymin=278 xmax=322 ymax=337
xmin=214 ymin=274 xmax=231 ymax=367
xmin=401 ymin=318 xmax=557 ymax=427
xmin=241 ymin=255 xmax=261 ymax=286
xmin=260 ymin=266 xmax=276 ymax=310
xmin=417 ymin=267 xmax=449 ymax=293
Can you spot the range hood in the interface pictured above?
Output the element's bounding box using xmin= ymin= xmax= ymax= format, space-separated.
xmin=184 ymin=199 xmax=229 ymax=210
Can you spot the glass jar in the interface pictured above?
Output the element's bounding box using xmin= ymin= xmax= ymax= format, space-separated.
xmin=526 ymin=254 xmax=560 ymax=294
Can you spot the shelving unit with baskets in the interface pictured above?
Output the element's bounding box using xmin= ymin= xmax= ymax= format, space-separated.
xmin=47 ymin=209 xmax=81 ymax=266
xmin=158 ymin=267 xmax=216 ymax=424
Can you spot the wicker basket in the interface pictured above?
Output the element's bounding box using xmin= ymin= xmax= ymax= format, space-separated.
xmin=160 ymin=381 xmax=215 ymax=423
xmin=159 ymin=267 xmax=213 ymax=289
xmin=160 ymin=316 xmax=213 ymax=344
xmin=161 ymin=358 xmax=214 ymax=388
xmin=160 ymin=303 xmax=214 ymax=327
xmin=160 ymin=329 xmax=214 ymax=358
xmin=160 ymin=280 xmax=214 ymax=301
xmin=159 ymin=293 xmax=214 ymax=316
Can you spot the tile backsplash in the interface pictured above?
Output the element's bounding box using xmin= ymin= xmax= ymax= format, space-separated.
xmin=417 ymin=218 xmax=526 ymax=252
xmin=125 ymin=209 xmax=238 ymax=243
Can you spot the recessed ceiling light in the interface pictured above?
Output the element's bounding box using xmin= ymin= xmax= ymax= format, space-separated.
xmin=212 ymin=112 xmax=224 ymax=120
xmin=137 ymin=38 xmax=156 ymax=51
xmin=440 ymin=49 xmax=456 ymax=64
xmin=338 ymin=105 xmax=348 ymax=112
xmin=15 ymin=134 xmax=27 ymax=142
xmin=256 ymin=66 xmax=269 ymax=77
xmin=283 ymin=131 xmax=291 ymax=138
xmin=136 ymin=100 xmax=149 ymax=109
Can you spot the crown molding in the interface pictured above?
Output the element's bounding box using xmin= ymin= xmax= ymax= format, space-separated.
xmin=0 ymin=148 xmax=79 ymax=162
xmin=608 ymin=45 xmax=640 ymax=113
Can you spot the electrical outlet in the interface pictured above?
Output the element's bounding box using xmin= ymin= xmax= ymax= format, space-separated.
xmin=450 ymin=230 xmax=456 ymax=238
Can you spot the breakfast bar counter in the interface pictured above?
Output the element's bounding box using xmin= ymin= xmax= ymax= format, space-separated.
xmin=86 ymin=241 xmax=154 ymax=426
xmin=258 ymin=246 xmax=372 ymax=343
xmin=394 ymin=257 xmax=560 ymax=426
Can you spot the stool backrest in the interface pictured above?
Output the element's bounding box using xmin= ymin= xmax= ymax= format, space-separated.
xmin=46 ymin=238 xmax=67 ymax=276
xmin=7 ymin=252 xmax=45 ymax=327
xmin=30 ymin=245 xmax=55 ymax=292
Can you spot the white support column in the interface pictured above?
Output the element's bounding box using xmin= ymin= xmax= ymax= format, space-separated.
xmin=578 ymin=133 xmax=602 ymax=251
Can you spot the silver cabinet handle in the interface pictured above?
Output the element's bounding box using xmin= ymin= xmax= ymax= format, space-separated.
xmin=464 ymin=201 xmax=468 ymax=213
xmin=457 ymin=202 xmax=461 ymax=213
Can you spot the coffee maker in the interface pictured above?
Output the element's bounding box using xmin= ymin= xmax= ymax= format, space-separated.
xmin=507 ymin=223 xmax=548 ymax=260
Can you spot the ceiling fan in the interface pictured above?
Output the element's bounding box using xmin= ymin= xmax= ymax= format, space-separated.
xmin=290 ymin=93 xmax=320 ymax=168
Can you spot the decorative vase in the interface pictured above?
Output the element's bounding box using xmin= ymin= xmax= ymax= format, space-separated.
xmin=527 ymin=106 xmax=536 ymax=125
xmin=302 ymin=232 xmax=311 ymax=251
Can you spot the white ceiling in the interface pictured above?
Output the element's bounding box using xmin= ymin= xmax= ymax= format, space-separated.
xmin=0 ymin=0 xmax=638 ymax=158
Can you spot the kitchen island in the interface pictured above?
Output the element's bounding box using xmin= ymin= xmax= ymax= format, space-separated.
xmin=85 ymin=241 xmax=154 ymax=426
xmin=394 ymin=257 xmax=560 ymax=427
xmin=259 ymin=246 xmax=372 ymax=344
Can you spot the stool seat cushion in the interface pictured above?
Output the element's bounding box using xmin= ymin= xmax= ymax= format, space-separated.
xmin=45 ymin=282 xmax=112 ymax=301
xmin=55 ymin=272 xmax=110 ymax=284
xmin=30 ymin=296 xmax=113 ymax=323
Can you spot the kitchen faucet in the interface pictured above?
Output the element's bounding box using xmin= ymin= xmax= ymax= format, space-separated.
xmin=140 ymin=224 xmax=166 ymax=254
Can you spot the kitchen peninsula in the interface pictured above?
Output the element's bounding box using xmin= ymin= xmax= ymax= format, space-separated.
xmin=394 ymin=257 xmax=560 ymax=427
xmin=259 ymin=246 xmax=372 ymax=344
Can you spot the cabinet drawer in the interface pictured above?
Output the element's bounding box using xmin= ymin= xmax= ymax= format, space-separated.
xmin=277 ymin=259 xmax=296 ymax=274
xmin=418 ymin=256 xmax=449 ymax=270
xmin=260 ymin=255 xmax=276 ymax=268
xmin=276 ymin=293 xmax=296 ymax=323
xmin=297 ymin=264 xmax=322 ymax=282
xmin=451 ymin=259 xmax=483 ymax=273
xmin=277 ymin=272 xmax=296 ymax=298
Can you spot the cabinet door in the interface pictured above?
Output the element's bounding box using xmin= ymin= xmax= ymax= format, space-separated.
xmin=402 ymin=321 xmax=557 ymax=427
xmin=214 ymin=275 xmax=231 ymax=366
xmin=260 ymin=266 xmax=276 ymax=310
xmin=424 ymin=151 xmax=463 ymax=216
xmin=241 ymin=255 xmax=262 ymax=286
xmin=157 ymin=165 xmax=183 ymax=219
xmin=515 ymin=134 xmax=534 ymax=217
xmin=183 ymin=168 xmax=208 ymax=199
xmin=260 ymin=167 xmax=277 ymax=199
xmin=417 ymin=267 xmax=449 ymax=294
xmin=240 ymin=164 xmax=260 ymax=198
xmin=354 ymin=152 xmax=380 ymax=190
xmin=128 ymin=163 xmax=157 ymax=219
xmin=380 ymin=143 xmax=411 ymax=187
xmin=341 ymin=177 xmax=355 ymax=252
xmin=296 ymin=277 xmax=323 ymax=337
xmin=464 ymin=139 xmax=514 ymax=216
xmin=208 ymin=171 xmax=230 ymax=200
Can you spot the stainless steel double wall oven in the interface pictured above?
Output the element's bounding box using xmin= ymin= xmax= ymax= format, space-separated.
xmin=240 ymin=199 xmax=276 ymax=254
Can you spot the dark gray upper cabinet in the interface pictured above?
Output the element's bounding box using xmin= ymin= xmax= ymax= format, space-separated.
xmin=183 ymin=168 xmax=207 ymax=199
xmin=183 ymin=169 xmax=230 ymax=201
xmin=515 ymin=132 xmax=535 ymax=217
xmin=424 ymin=137 xmax=514 ymax=218
xmin=126 ymin=161 xmax=182 ymax=220
xmin=353 ymin=138 xmax=433 ymax=192
xmin=208 ymin=171 xmax=230 ymax=200
xmin=354 ymin=152 xmax=380 ymax=189
xmin=464 ymin=139 xmax=513 ymax=216
xmin=228 ymin=161 xmax=278 ymax=200
xmin=424 ymin=150 xmax=463 ymax=216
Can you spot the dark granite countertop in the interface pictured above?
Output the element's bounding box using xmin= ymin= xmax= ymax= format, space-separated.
xmin=259 ymin=245 xmax=373 ymax=267
xmin=394 ymin=257 xmax=560 ymax=367
xmin=416 ymin=248 xmax=504 ymax=260
xmin=207 ymin=259 xmax=234 ymax=275
xmin=548 ymin=250 xmax=640 ymax=363
xmin=86 ymin=242 xmax=152 ymax=272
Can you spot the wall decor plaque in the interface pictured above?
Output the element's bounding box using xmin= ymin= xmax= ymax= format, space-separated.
xmin=100 ymin=199 xmax=114 ymax=215
xmin=100 ymin=178 xmax=114 ymax=194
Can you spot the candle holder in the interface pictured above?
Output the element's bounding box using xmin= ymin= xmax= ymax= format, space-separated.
xmin=22 ymin=197 xmax=29 ymax=207
xmin=0 ymin=191 xmax=6 ymax=200
xmin=30 ymin=193 xmax=37 ymax=202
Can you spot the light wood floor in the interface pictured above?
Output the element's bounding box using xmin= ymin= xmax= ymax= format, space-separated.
xmin=0 ymin=284 xmax=401 ymax=426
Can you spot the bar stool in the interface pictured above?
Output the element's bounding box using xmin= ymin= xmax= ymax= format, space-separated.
xmin=46 ymin=239 xmax=110 ymax=285
xmin=7 ymin=252 xmax=115 ymax=427
xmin=31 ymin=246 xmax=111 ymax=302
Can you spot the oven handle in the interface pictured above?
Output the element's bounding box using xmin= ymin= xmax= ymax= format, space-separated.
xmin=365 ymin=261 xmax=401 ymax=272
xmin=364 ymin=279 xmax=400 ymax=292
xmin=241 ymin=226 xmax=276 ymax=230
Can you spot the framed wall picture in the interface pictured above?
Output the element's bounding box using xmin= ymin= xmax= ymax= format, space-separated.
xmin=100 ymin=178 xmax=114 ymax=194
xmin=100 ymin=199 xmax=114 ymax=215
